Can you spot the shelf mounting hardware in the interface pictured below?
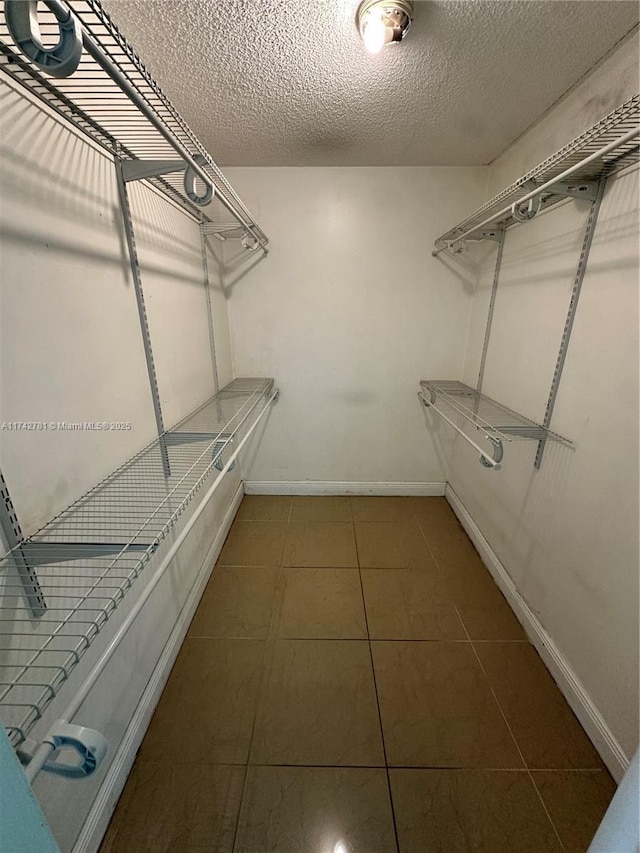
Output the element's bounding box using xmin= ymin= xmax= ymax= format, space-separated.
xmin=0 ymin=469 xmax=46 ymax=617
xmin=121 ymin=159 xmax=186 ymax=183
xmin=550 ymin=180 xmax=598 ymax=202
xmin=114 ymin=156 xmax=170 ymax=477
xmin=535 ymin=176 xmax=607 ymax=468
xmin=5 ymin=0 xmax=82 ymax=78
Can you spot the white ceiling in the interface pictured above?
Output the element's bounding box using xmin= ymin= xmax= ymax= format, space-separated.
xmin=103 ymin=0 xmax=639 ymax=167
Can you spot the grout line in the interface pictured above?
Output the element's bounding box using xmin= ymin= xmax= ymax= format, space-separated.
xmin=461 ymin=620 xmax=567 ymax=852
xmin=352 ymin=500 xmax=401 ymax=853
xmin=229 ymin=498 xmax=292 ymax=851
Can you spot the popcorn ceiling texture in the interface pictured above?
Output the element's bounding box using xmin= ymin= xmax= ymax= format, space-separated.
xmin=103 ymin=0 xmax=638 ymax=166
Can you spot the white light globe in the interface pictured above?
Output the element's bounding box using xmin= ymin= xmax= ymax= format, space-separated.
xmin=362 ymin=15 xmax=386 ymax=54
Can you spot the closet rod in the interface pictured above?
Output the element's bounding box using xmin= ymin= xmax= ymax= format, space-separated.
xmin=23 ymin=387 xmax=279 ymax=785
xmin=43 ymin=0 xmax=265 ymax=248
xmin=418 ymin=392 xmax=501 ymax=468
xmin=432 ymin=125 xmax=639 ymax=257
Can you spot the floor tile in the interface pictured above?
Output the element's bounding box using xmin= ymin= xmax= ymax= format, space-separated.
xmin=251 ymin=639 xmax=384 ymax=765
xmin=531 ymin=770 xmax=616 ymax=853
xmin=351 ymin=496 xmax=420 ymax=522
xmin=290 ymin=495 xmax=352 ymax=522
xmin=411 ymin=496 xmax=459 ymax=528
xmin=189 ymin=567 xmax=278 ymax=639
xmin=236 ymin=495 xmax=291 ymax=521
xmin=372 ymin=641 xmax=522 ymax=767
xmin=218 ymin=521 xmax=286 ymax=566
xmin=139 ymin=639 xmax=265 ymax=764
xmin=355 ymin=522 xmax=434 ymax=569
xmin=449 ymin=572 xmax=527 ymax=640
xmin=361 ymin=569 xmax=465 ymax=640
xmin=475 ymin=643 xmax=605 ymax=769
xmin=427 ymin=529 xmax=526 ymax=640
xmin=283 ymin=522 xmax=358 ymax=568
xmin=423 ymin=523 xmax=482 ymax=572
xmin=100 ymin=763 xmax=244 ymax=853
xmin=278 ymin=568 xmax=367 ymax=638
xmin=390 ymin=769 xmax=561 ymax=853
xmin=234 ymin=766 xmax=397 ymax=853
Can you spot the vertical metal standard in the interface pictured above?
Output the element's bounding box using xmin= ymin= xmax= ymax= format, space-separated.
xmin=114 ymin=156 xmax=170 ymax=477
xmin=200 ymin=225 xmax=219 ymax=394
xmin=535 ymin=176 xmax=608 ymax=468
xmin=0 ymin=470 xmax=46 ymax=617
xmin=477 ymin=231 xmax=506 ymax=395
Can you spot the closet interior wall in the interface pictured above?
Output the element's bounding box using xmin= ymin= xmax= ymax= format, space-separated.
xmin=224 ymin=165 xmax=487 ymax=492
xmin=451 ymin=32 xmax=639 ymax=777
xmin=0 ymin=74 xmax=241 ymax=850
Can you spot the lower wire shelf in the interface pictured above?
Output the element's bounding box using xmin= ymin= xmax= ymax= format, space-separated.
xmin=419 ymin=380 xmax=572 ymax=468
xmin=0 ymin=377 xmax=275 ymax=749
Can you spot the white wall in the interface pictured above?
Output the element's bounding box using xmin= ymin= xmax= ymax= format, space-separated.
xmin=0 ymin=74 xmax=240 ymax=851
xmin=224 ymin=166 xmax=486 ymax=488
xmin=449 ymin=38 xmax=639 ymax=773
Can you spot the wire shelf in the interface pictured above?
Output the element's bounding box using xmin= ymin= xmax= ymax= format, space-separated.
xmin=420 ymin=380 xmax=572 ymax=446
xmin=0 ymin=0 xmax=266 ymax=242
xmin=0 ymin=377 xmax=274 ymax=749
xmin=434 ymin=95 xmax=640 ymax=252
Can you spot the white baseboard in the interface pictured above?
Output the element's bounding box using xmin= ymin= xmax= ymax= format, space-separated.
xmin=445 ymin=484 xmax=629 ymax=783
xmin=243 ymin=480 xmax=446 ymax=496
xmin=73 ymin=482 xmax=244 ymax=853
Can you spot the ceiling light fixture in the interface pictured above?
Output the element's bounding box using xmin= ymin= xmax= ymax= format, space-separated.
xmin=356 ymin=0 xmax=414 ymax=55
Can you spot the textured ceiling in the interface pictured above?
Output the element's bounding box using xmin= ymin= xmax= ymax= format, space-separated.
xmin=102 ymin=0 xmax=639 ymax=166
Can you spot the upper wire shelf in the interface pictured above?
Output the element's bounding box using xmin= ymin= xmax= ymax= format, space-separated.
xmin=0 ymin=0 xmax=267 ymax=246
xmin=0 ymin=378 xmax=274 ymax=749
xmin=419 ymin=380 xmax=571 ymax=468
xmin=434 ymin=96 xmax=640 ymax=255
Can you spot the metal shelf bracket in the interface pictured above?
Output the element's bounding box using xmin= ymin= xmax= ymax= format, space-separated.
xmin=121 ymin=159 xmax=186 ymax=183
xmin=0 ymin=469 xmax=46 ymax=617
xmin=551 ymin=180 xmax=599 ymax=202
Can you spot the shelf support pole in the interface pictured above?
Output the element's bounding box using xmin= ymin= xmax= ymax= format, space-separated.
xmin=199 ymin=222 xmax=219 ymax=395
xmin=476 ymin=230 xmax=505 ymax=397
xmin=114 ymin=156 xmax=170 ymax=477
xmin=0 ymin=470 xmax=46 ymax=617
xmin=535 ymin=176 xmax=607 ymax=469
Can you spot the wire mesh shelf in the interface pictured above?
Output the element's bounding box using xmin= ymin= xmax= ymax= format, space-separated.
xmin=0 ymin=377 xmax=274 ymax=749
xmin=0 ymin=0 xmax=267 ymax=244
xmin=420 ymin=379 xmax=571 ymax=448
xmin=434 ymin=95 xmax=639 ymax=253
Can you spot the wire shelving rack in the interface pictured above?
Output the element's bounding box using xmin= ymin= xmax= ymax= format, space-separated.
xmin=0 ymin=378 xmax=274 ymax=750
xmin=0 ymin=0 xmax=267 ymax=245
xmin=419 ymin=380 xmax=572 ymax=468
xmin=433 ymin=96 xmax=639 ymax=255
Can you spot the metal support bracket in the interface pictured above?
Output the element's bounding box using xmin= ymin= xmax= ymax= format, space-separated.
xmin=114 ymin=156 xmax=170 ymax=477
xmin=0 ymin=470 xmax=46 ymax=617
xmin=199 ymin=220 xmax=220 ymax=393
xmin=550 ymin=180 xmax=598 ymax=203
xmin=535 ymin=176 xmax=607 ymax=468
xmin=20 ymin=541 xmax=151 ymax=567
xmin=480 ymin=436 xmax=504 ymax=468
xmin=162 ymin=432 xmax=231 ymax=447
xmin=476 ymin=230 xmax=506 ymax=396
xmin=121 ymin=159 xmax=186 ymax=183
xmin=448 ymin=227 xmax=504 ymax=254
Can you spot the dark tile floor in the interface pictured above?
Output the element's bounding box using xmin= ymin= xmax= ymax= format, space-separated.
xmin=101 ymin=496 xmax=615 ymax=853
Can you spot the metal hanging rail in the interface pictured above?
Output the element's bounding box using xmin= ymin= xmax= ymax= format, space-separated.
xmin=433 ymin=96 xmax=639 ymax=256
xmin=0 ymin=0 xmax=268 ymax=249
xmin=0 ymin=379 xmax=277 ymax=754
